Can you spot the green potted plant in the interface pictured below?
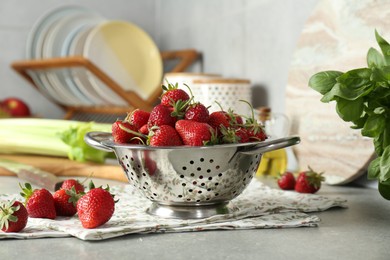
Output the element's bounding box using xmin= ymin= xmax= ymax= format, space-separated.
xmin=308 ymin=30 xmax=390 ymax=199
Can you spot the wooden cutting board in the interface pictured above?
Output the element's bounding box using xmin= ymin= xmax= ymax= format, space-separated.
xmin=0 ymin=154 xmax=128 ymax=182
xmin=285 ymin=0 xmax=390 ymax=185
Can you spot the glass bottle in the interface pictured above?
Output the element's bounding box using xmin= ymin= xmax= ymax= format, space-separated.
xmin=256 ymin=107 xmax=289 ymax=177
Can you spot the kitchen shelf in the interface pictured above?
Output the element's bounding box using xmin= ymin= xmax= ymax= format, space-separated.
xmin=11 ymin=49 xmax=200 ymax=121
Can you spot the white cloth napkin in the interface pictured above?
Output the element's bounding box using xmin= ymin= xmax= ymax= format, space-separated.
xmin=0 ymin=179 xmax=347 ymax=240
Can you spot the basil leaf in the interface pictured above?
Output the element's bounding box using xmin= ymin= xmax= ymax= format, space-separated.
xmin=351 ymin=114 xmax=368 ymax=129
xmin=375 ymin=30 xmax=390 ymax=65
xmin=368 ymin=157 xmax=381 ymax=180
xmin=308 ymin=71 xmax=342 ymax=95
xmin=362 ymin=114 xmax=386 ymax=137
xmin=374 ymin=134 xmax=384 ymax=156
xmin=335 ymin=97 xmax=364 ymax=122
xmin=379 ymin=146 xmax=390 ymax=183
xmin=321 ymin=82 xmax=372 ymax=102
xmin=367 ymin=47 xmax=386 ymax=68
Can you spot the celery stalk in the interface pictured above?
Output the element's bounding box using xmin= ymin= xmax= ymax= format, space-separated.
xmin=0 ymin=118 xmax=112 ymax=163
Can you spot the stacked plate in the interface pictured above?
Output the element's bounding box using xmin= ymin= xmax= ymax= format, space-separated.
xmin=26 ymin=5 xmax=163 ymax=106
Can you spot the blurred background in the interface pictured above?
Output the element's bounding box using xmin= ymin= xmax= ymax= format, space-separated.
xmin=0 ymin=0 xmax=318 ymax=119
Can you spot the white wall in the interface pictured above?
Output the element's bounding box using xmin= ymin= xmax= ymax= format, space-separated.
xmin=0 ymin=0 xmax=318 ymax=118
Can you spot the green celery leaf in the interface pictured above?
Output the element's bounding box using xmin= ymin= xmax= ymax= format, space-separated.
xmin=308 ymin=70 xmax=343 ymax=95
xmin=335 ymin=97 xmax=364 ymax=122
xmin=59 ymin=122 xmax=110 ymax=163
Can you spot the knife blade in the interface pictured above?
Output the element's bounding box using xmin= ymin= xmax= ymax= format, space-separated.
xmin=0 ymin=159 xmax=63 ymax=191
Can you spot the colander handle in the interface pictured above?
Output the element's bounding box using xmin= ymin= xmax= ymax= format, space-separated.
xmin=84 ymin=132 xmax=114 ymax=152
xmin=239 ymin=136 xmax=300 ymax=155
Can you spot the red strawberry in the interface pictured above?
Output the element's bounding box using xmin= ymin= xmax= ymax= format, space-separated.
xmin=0 ymin=200 xmax=28 ymax=233
xmin=126 ymin=109 xmax=150 ymax=129
xmin=20 ymin=183 xmax=56 ymax=219
xmin=112 ymin=120 xmax=144 ymax=144
xmin=175 ymin=120 xmax=214 ymax=146
xmin=76 ymin=187 xmax=115 ymax=229
xmin=185 ymin=102 xmax=210 ymax=123
xmin=208 ymin=111 xmax=231 ymax=134
xmin=241 ymin=100 xmax=267 ymax=142
xmin=220 ymin=126 xmax=249 ymax=144
xmin=148 ymin=125 xmax=183 ymax=146
xmin=53 ymin=189 xmax=77 ymax=216
xmin=147 ymin=104 xmax=177 ymax=128
xmin=295 ymin=167 xmax=325 ymax=194
xmin=161 ymin=83 xmax=190 ymax=107
xmin=139 ymin=124 xmax=149 ymax=135
xmin=61 ymin=179 xmax=84 ymax=193
xmin=277 ymin=172 xmax=296 ymax=190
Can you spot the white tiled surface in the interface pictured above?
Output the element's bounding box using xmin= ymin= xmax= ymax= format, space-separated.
xmin=0 ymin=0 xmax=318 ymax=118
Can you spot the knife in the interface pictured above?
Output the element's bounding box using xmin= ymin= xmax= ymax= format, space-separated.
xmin=0 ymin=159 xmax=63 ymax=191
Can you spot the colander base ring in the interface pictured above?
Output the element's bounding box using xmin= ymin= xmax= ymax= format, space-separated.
xmin=146 ymin=202 xmax=230 ymax=219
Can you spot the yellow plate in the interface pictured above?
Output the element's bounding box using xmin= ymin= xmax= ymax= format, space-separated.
xmin=83 ymin=20 xmax=163 ymax=102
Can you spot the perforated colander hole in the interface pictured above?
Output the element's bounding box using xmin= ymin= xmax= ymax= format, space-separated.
xmin=190 ymin=160 xmax=194 ymax=164
xmin=201 ymin=183 xmax=205 ymax=186
xmin=182 ymin=166 xmax=187 ymax=170
xmin=215 ymin=165 xmax=220 ymax=170
xmin=209 ymin=159 xmax=214 ymax=163
xmin=189 ymin=189 xmax=193 ymax=192
xmin=215 ymin=183 xmax=219 ymax=186
xmin=196 ymin=200 xmax=201 ymax=203
xmin=208 ymin=177 xmax=213 ymax=181
xmin=198 ymin=191 xmax=202 ymax=194
xmin=144 ymin=182 xmax=149 ymax=185
xmin=182 ymin=183 xmax=186 ymax=186
xmin=206 ymin=169 xmax=211 ymax=173
xmin=130 ymin=172 xmax=134 ymax=176
xmin=125 ymin=155 xmax=128 ymax=159
xmin=142 ymin=173 xmax=146 ymax=176
xmin=199 ymin=175 xmax=204 ymax=179
xmin=153 ymin=193 xmax=157 ymax=197
xmin=126 ymin=163 xmax=130 ymax=167
xmin=218 ymin=173 xmax=223 ymax=177
xmin=243 ymin=178 xmax=247 ymax=182
xmin=193 ymin=181 xmax=197 ymax=185
xmin=215 ymin=193 xmax=219 ymax=196
xmin=190 ymin=173 xmax=195 ymax=177
xmin=206 ymin=198 xmax=210 ymax=201
xmin=178 ymin=195 xmax=183 ymax=198
xmin=180 ymin=175 xmax=184 ymax=178
xmin=200 ymin=158 xmax=204 ymax=162
xmin=197 ymin=167 xmax=202 ymax=171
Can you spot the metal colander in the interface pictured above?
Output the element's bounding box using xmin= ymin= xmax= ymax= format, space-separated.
xmin=85 ymin=132 xmax=300 ymax=219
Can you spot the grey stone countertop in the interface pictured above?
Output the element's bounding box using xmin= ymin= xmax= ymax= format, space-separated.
xmin=0 ymin=175 xmax=389 ymax=260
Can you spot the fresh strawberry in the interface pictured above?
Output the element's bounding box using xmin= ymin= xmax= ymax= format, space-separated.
xmin=53 ymin=189 xmax=77 ymax=216
xmin=0 ymin=200 xmax=28 ymax=233
xmin=139 ymin=124 xmax=149 ymax=135
xmin=20 ymin=183 xmax=56 ymax=219
xmin=208 ymin=111 xmax=231 ymax=134
xmin=161 ymin=82 xmax=190 ymax=107
xmin=241 ymin=100 xmax=267 ymax=142
xmin=126 ymin=109 xmax=150 ymax=129
xmin=76 ymin=187 xmax=115 ymax=229
xmin=220 ymin=126 xmax=249 ymax=144
xmin=295 ymin=167 xmax=325 ymax=194
xmin=147 ymin=104 xmax=177 ymax=128
xmin=185 ymin=102 xmax=210 ymax=123
xmin=61 ymin=179 xmax=84 ymax=193
xmin=112 ymin=120 xmax=144 ymax=144
xmin=277 ymin=172 xmax=296 ymax=190
xmin=148 ymin=125 xmax=183 ymax=146
xmin=175 ymin=120 xmax=215 ymax=146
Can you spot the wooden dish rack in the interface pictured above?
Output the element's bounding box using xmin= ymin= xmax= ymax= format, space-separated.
xmin=11 ymin=49 xmax=200 ymax=121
